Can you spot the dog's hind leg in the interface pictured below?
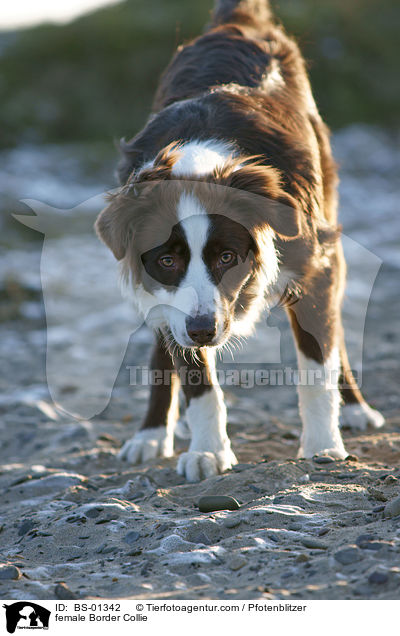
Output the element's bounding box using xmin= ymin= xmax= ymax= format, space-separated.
xmin=174 ymin=348 xmax=237 ymax=482
xmin=118 ymin=336 xmax=179 ymax=464
xmin=339 ymin=335 xmax=385 ymax=431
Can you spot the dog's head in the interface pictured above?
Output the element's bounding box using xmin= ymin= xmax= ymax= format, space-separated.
xmin=95 ymin=146 xmax=301 ymax=350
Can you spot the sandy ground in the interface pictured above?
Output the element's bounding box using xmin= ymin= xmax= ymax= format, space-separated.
xmin=0 ymin=126 xmax=400 ymax=600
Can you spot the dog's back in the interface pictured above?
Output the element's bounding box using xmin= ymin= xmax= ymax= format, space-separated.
xmin=154 ymin=0 xmax=308 ymax=112
xmin=119 ymin=0 xmax=338 ymax=226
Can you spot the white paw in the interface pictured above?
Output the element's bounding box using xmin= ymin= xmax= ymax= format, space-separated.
xmin=177 ymin=448 xmax=238 ymax=482
xmin=340 ymin=402 xmax=385 ymax=431
xmin=118 ymin=427 xmax=174 ymax=464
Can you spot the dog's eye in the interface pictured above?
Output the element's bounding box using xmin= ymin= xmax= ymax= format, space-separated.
xmin=219 ymin=251 xmax=235 ymax=265
xmin=159 ymin=255 xmax=175 ymax=268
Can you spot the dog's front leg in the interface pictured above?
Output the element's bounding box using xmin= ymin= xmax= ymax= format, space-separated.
xmin=287 ymin=272 xmax=348 ymax=459
xmin=174 ymin=348 xmax=237 ymax=481
xmin=118 ymin=336 xmax=179 ymax=463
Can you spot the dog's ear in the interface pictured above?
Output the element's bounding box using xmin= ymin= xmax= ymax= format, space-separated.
xmin=218 ymin=163 xmax=301 ymax=240
xmin=95 ymin=192 xmax=137 ymax=260
xmin=265 ymin=190 xmax=301 ymax=239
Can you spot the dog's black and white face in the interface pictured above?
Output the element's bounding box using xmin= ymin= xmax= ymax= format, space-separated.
xmin=96 ymin=141 xmax=300 ymax=351
xmin=137 ymin=194 xmax=275 ymax=349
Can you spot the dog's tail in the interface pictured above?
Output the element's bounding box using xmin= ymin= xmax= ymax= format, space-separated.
xmin=210 ymin=0 xmax=273 ymax=29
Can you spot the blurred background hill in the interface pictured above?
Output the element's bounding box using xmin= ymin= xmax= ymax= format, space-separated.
xmin=0 ymin=0 xmax=399 ymax=150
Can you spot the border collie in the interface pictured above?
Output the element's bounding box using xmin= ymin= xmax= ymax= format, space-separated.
xmin=95 ymin=0 xmax=384 ymax=481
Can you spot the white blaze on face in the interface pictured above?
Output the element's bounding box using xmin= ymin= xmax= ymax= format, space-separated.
xmin=165 ymin=192 xmax=221 ymax=346
xmin=131 ymin=191 xmax=222 ymax=347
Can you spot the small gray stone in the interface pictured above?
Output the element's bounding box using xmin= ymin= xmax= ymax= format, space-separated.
xmin=124 ymin=531 xmax=141 ymax=545
xmin=55 ymin=582 xmax=78 ymax=599
xmin=384 ymin=496 xmax=400 ymax=519
xmin=198 ymin=496 xmax=240 ymax=513
xmin=373 ymin=505 xmax=385 ymax=513
xmin=368 ymin=487 xmax=387 ymax=502
xmin=97 ymin=543 xmax=118 ymax=554
xmin=227 ymin=555 xmax=247 ymax=571
xmin=301 ymin=537 xmax=328 ymax=550
xmin=223 ymin=516 xmax=241 ymax=529
xmin=383 ymin=475 xmax=398 ymax=485
xmin=289 ymin=523 xmax=303 ymax=531
xmin=232 ymin=464 xmax=253 ymax=472
xmin=313 ymin=455 xmax=335 ymax=464
xmin=159 ymin=534 xmax=194 ymax=552
xmin=190 ymin=532 xmax=211 ymax=545
xmin=18 ymin=519 xmax=36 ymax=536
xmin=0 ymin=565 xmax=21 ymax=580
xmin=334 ymin=545 xmax=361 ymax=565
xmin=356 ymin=533 xmax=375 ymax=547
xmin=85 ymin=507 xmax=103 ymax=519
xmin=368 ymin=571 xmax=388 ymax=585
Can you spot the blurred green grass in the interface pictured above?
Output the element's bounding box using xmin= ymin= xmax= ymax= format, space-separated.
xmin=0 ymin=0 xmax=399 ymax=149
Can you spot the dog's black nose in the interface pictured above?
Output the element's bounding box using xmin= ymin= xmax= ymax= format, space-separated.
xmin=186 ymin=314 xmax=216 ymax=346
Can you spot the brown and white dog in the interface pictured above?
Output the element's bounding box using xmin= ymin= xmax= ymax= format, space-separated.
xmin=95 ymin=0 xmax=384 ymax=481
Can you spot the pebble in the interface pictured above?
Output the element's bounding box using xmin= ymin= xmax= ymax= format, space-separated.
xmin=384 ymin=496 xmax=400 ymax=519
xmin=0 ymin=565 xmax=21 ymax=580
xmin=368 ymin=571 xmax=388 ymax=585
xmin=232 ymin=464 xmax=253 ymax=472
xmin=313 ymin=455 xmax=335 ymax=464
xmin=289 ymin=523 xmax=303 ymax=531
xmin=296 ymin=554 xmax=310 ymax=563
xmin=198 ymin=496 xmax=240 ymax=513
xmin=383 ymin=475 xmax=398 ymax=485
xmin=123 ymin=531 xmax=140 ymax=545
xmin=227 ymin=555 xmax=247 ymax=571
xmin=281 ymin=430 xmax=298 ymax=440
xmin=334 ymin=545 xmax=362 ymax=565
xmin=310 ymin=473 xmax=328 ymax=482
xmin=22 ymin=473 xmax=86 ymax=495
xmin=301 ymin=537 xmax=328 ymax=550
xmin=223 ymin=516 xmax=242 ymax=529
xmin=159 ymin=535 xmax=194 ymax=553
xmin=85 ymin=507 xmax=103 ymax=519
xmin=18 ymin=519 xmax=36 ymax=536
xmin=372 ymin=505 xmax=385 ymax=513
xmin=190 ymin=532 xmax=212 ymax=545
xmin=356 ymin=534 xmax=375 ymax=547
xmin=97 ymin=543 xmax=118 ymax=554
xmin=368 ymin=487 xmax=387 ymax=502
xmin=55 ymin=582 xmax=78 ymax=599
